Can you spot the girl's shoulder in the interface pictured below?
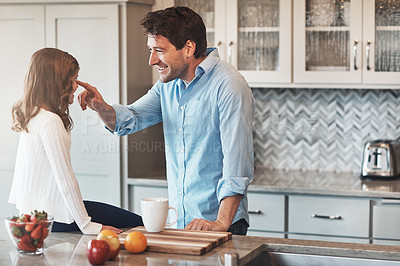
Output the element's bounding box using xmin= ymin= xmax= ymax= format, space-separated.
xmin=28 ymin=109 xmax=65 ymax=132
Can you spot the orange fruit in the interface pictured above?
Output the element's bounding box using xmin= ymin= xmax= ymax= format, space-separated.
xmin=124 ymin=231 xmax=147 ymax=253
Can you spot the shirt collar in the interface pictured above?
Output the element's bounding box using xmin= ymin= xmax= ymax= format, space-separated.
xmin=195 ymin=47 xmax=220 ymax=77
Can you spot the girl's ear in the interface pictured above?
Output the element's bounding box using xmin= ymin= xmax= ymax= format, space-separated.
xmin=185 ymin=40 xmax=196 ymax=58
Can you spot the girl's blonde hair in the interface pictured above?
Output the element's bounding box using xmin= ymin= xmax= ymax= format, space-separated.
xmin=11 ymin=48 xmax=79 ymax=132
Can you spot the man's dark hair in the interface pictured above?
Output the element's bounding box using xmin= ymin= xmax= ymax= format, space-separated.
xmin=140 ymin=6 xmax=207 ymax=58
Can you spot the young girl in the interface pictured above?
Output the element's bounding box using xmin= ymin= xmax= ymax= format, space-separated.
xmin=9 ymin=48 xmax=142 ymax=235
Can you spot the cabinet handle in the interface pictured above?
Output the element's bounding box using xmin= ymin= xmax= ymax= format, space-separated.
xmin=228 ymin=41 xmax=234 ymax=64
xmin=353 ymin=40 xmax=358 ymax=70
xmin=366 ymin=40 xmax=371 ymax=71
xmin=249 ymin=210 xmax=262 ymax=214
xmin=311 ymin=213 xmax=342 ymax=220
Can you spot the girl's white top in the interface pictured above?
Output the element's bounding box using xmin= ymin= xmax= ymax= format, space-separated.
xmin=9 ymin=109 xmax=102 ymax=235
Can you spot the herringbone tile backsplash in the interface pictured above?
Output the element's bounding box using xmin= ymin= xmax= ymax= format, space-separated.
xmin=252 ymin=88 xmax=400 ymax=173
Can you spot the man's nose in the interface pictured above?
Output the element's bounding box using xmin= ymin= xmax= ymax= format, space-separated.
xmin=148 ymin=51 xmax=159 ymax=66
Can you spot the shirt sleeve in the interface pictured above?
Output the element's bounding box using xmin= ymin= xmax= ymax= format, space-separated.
xmin=111 ymin=83 xmax=163 ymax=136
xmin=216 ymin=75 xmax=255 ymax=202
xmin=41 ymin=117 xmax=102 ymax=235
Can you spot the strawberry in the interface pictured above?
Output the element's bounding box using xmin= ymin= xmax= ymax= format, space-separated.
xmin=20 ymin=234 xmax=32 ymax=244
xmin=41 ymin=226 xmax=49 ymax=240
xmin=11 ymin=225 xmax=24 ymax=238
xmin=22 ymin=214 xmax=31 ymax=222
xmin=31 ymin=210 xmax=48 ymax=222
xmin=36 ymin=239 xmax=44 ymax=248
xmin=25 ymin=223 xmax=37 ymax=232
xmin=10 ymin=215 xmax=18 ymax=222
xmin=18 ymin=241 xmax=36 ymax=252
xmin=31 ymin=226 xmax=43 ymax=240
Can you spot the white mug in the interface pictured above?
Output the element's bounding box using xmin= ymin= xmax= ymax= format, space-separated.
xmin=141 ymin=197 xmax=178 ymax=233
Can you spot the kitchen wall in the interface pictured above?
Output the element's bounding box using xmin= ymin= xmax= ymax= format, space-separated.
xmin=252 ymin=87 xmax=400 ymax=173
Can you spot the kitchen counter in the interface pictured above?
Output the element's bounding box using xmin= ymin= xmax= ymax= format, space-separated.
xmin=129 ymin=168 xmax=400 ymax=199
xmin=1 ymin=225 xmax=400 ymax=265
xmin=250 ymin=168 xmax=400 ymax=198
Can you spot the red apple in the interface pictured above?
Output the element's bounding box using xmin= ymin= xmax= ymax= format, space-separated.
xmin=96 ymin=230 xmax=120 ymax=260
xmin=86 ymin=239 xmax=109 ymax=265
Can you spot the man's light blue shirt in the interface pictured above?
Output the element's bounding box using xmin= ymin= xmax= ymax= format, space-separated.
xmin=112 ymin=48 xmax=254 ymax=228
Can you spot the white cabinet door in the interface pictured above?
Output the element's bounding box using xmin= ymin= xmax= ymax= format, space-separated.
xmin=226 ymin=0 xmax=292 ymax=85
xmin=46 ymin=4 xmax=121 ymax=206
xmin=0 ymin=5 xmax=45 ymax=217
xmin=293 ymin=0 xmax=363 ymax=84
xmin=173 ymin=0 xmax=292 ymax=85
xmin=293 ymin=0 xmax=400 ymax=86
xmin=362 ymin=0 xmax=400 ymax=84
xmin=373 ymin=199 xmax=400 ymax=240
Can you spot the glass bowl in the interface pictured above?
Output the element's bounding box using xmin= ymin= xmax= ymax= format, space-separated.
xmin=4 ymin=216 xmax=54 ymax=255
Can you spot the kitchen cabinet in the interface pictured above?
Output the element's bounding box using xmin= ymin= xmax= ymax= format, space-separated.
xmin=293 ymin=0 xmax=400 ymax=86
xmin=157 ymin=0 xmax=399 ymax=88
xmin=130 ymin=185 xmax=168 ymax=215
xmin=0 ymin=1 xmax=154 ymax=214
xmin=372 ymin=198 xmax=400 ymax=246
xmin=0 ymin=5 xmax=45 ymax=216
xmin=247 ymin=192 xmax=285 ymax=237
xmin=158 ymin=0 xmax=292 ymax=85
xmin=288 ymin=195 xmax=370 ymax=239
xmin=46 ymin=3 xmax=122 ymax=206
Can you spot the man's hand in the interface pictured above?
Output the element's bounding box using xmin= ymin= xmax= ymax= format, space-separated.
xmin=185 ymin=194 xmax=243 ymax=232
xmin=77 ymin=80 xmax=107 ymax=112
xmin=185 ymin=219 xmax=229 ymax=232
xmin=76 ymin=80 xmax=116 ymax=131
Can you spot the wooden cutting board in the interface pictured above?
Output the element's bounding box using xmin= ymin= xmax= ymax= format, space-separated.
xmin=119 ymin=226 xmax=232 ymax=255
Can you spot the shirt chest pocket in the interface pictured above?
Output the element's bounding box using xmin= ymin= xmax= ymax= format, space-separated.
xmin=184 ymin=100 xmax=213 ymax=134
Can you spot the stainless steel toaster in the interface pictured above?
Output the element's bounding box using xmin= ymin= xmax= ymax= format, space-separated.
xmin=361 ymin=139 xmax=400 ymax=179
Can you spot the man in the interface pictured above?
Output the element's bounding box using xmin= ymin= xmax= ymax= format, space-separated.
xmin=77 ymin=6 xmax=254 ymax=235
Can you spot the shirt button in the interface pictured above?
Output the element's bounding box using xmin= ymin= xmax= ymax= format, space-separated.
xmin=180 ymin=106 xmax=184 ymax=110
xmin=179 ymin=127 xmax=182 ymax=131
xmin=178 ymin=192 xmax=182 ymax=195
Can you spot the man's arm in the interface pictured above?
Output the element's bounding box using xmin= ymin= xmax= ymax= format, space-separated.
xmin=77 ymin=80 xmax=116 ymax=131
xmin=185 ymin=194 xmax=242 ymax=231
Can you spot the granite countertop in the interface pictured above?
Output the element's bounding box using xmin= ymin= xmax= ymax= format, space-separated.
xmin=250 ymin=168 xmax=400 ymax=198
xmin=1 ymin=225 xmax=400 ymax=265
xmin=129 ymin=168 xmax=400 ymax=199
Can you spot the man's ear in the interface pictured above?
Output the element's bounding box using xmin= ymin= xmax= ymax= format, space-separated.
xmin=185 ymin=40 xmax=196 ymax=57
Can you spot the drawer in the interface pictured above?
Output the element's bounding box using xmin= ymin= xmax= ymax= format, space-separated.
xmin=248 ymin=192 xmax=285 ymax=232
xmin=373 ymin=199 xmax=400 ymax=240
xmin=289 ymin=195 xmax=369 ymax=238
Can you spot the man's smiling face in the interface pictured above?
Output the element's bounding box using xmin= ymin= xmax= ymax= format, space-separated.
xmin=147 ymin=34 xmax=190 ymax=83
